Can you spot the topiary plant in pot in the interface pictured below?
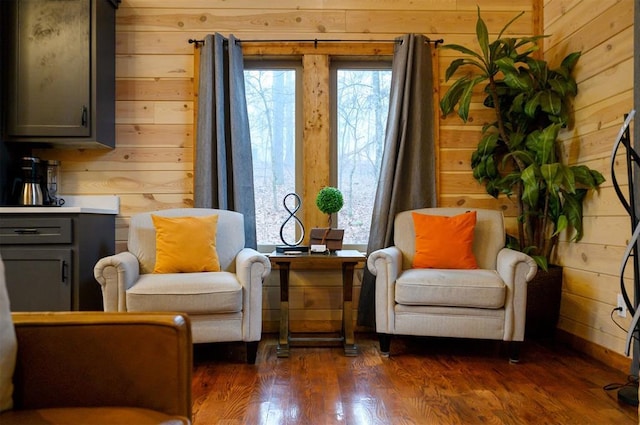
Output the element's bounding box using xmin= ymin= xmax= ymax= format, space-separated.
xmin=316 ymin=186 xmax=344 ymax=227
xmin=312 ymin=186 xmax=345 ymax=252
xmin=439 ymin=8 xmax=605 ymax=272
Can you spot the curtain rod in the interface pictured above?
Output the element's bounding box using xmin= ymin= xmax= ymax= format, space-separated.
xmin=188 ymin=37 xmax=444 ymax=48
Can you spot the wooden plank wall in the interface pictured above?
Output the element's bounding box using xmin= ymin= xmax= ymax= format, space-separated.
xmin=39 ymin=0 xmax=636 ymax=348
xmin=542 ymin=0 xmax=635 ymax=357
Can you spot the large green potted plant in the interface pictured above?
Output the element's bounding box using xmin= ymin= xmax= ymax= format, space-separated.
xmin=439 ymin=8 xmax=605 ymax=336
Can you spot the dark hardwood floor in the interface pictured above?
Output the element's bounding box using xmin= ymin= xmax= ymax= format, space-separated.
xmin=191 ymin=333 xmax=638 ymax=424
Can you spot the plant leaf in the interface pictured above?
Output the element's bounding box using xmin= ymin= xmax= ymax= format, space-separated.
xmin=561 ymin=51 xmax=581 ymax=72
xmin=590 ymin=169 xmax=606 ymax=186
xmin=524 ymin=92 xmax=541 ymax=118
xmin=526 ymin=58 xmax=547 ymax=83
xmin=458 ymin=75 xmax=487 ymax=121
xmin=440 ymin=77 xmax=470 ymax=116
xmin=444 ymin=58 xmax=465 ymax=81
xmin=571 ymin=165 xmax=602 ymax=188
xmin=497 ymin=10 xmax=526 ymax=39
xmin=540 ymin=91 xmax=562 ymax=116
xmin=495 ymin=57 xmax=517 ymax=73
xmin=548 ymin=78 xmax=568 ymax=97
xmin=503 ymin=70 xmax=533 ymax=91
xmin=521 ymin=164 xmax=539 ymax=207
xmin=563 ymin=191 xmax=586 ymax=241
xmin=477 ymin=133 xmax=499 ymax=155
xmin=552 ymin=214 xmax=568 ymax=237
xmin=476 ymin=7 xmax=490 ymax=62
xmin=560 ymin=164 xmax=576 ymax=194
xmin=526 ymin=124 xmax=560 ymax=164
xmin=533 ymin=255 xmax=549 ymax=272
xmin=441 ymin=44 xmax=484 ymax=62
xmin=541 ymin=163 xmax=562 ymax=187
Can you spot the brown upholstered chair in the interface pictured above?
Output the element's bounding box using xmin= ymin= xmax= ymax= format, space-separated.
xmin=1 ymin=311 xmax=193 ymax=424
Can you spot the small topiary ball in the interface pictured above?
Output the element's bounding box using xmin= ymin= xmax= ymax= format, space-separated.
xmin=316 ymin=186 xmax=344 ymax=215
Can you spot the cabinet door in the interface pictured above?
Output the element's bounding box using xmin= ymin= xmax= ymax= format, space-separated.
xmin=7 ymin=0 xmax=90 ymax=137
xmin=1 ymin=248 xmax=72 ymax=311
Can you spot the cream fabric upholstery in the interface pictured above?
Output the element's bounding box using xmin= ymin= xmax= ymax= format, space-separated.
xmin=368 ymin=208 xmax=537 ymax=360
xmin=0 ymin=257 xmax=17 ymax=412
xmin=94 ymin=208 xmax=270 ymax=363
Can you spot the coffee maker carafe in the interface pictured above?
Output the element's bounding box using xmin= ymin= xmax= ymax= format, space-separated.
xmin=19 ymin=156 xmax=43 ymax=206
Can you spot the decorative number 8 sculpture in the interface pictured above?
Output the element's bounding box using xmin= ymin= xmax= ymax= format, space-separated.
xmin=279 ymin=192 xmax=305 ymax=247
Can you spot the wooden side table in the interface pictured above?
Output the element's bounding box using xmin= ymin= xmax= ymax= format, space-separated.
xmin=268 ymin=250 xmax=366 ymax=357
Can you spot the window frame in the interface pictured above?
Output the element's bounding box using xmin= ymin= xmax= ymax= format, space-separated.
xmin=241 ymin=43 xmax=395 ymax=253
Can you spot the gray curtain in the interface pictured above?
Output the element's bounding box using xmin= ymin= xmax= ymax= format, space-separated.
xmin=357 ymin=34 xmax=437 ymax=328
xmin=195 ymin=33 xmax=257 ymax=249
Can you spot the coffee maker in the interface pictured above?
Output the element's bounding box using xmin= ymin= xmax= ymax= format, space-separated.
xmin=17 ymin=156 xmax=44 ymax=206
xmin=8 ymin=156 xmax=62 ymax=206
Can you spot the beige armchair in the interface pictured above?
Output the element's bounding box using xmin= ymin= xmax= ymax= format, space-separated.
xmin=94 ymin=208 xmax=271 ymax=363
xmin=367 ymin=208 xmax=537 ymax=362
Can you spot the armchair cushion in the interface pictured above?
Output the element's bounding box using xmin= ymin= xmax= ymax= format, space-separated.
xmin=127 ymin=272 xmax=242 ymax=314
xmin=128 ymin=208 xmax=245 ymax=275
xmin=412 ymin=211 xmax=478 ymax=269
xmin=395 ymin=269 xmax=506 ymax=309
xmin=152 ymin=214 xmax=220 ymax=273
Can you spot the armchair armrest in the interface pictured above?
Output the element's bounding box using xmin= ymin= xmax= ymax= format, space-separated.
xmin=367 ymin=246 xmax=402 ymax=279
xmin=94 ymin=252 xmax=140 ymax=311
xmin=235 ymin=248 xmax=271 ymax=341
xmin=236 ymin=248 xmax=271 ymax=283
xmin=367 ymin=246 xmax=402 ymax=334
xmin=496 ymin=248 xmax=538 ymax=341
xmin=11 ymin=312 xmax=192 ymax=420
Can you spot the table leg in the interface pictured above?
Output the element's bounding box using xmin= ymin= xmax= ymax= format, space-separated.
xmin=277 ymin=261 xmax=290 ymax=358
xmin=342 ymin=261 xmax=358 ymax=356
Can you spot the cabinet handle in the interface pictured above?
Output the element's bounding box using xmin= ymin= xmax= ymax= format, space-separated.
xmin=81 ymin=105 xmax=88 ymax=127
xmin=61 ymin=260 xmax=68 ymax=283
xmin=14 ymin=228 xmax=38 ymax=234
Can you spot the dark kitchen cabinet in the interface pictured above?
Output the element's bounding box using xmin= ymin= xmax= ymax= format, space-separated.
xmin=0 ymin=214 xmax=115 ymax=311
xmin=1 ymin=248 xmax=73 ymax=311
xmin=3 ymin=0 xmax=119 ymax=148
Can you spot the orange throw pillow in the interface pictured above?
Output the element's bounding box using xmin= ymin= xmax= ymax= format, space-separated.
xmin=151 ymin=214 xmax=221 ymax=273
xmin=412 ymin=211 xmax=478 ymax=269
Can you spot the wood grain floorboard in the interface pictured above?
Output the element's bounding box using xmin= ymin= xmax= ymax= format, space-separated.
xmin=191 ymin=333 xmax=638 ymax=425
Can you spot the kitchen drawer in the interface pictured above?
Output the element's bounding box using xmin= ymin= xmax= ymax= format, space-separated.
xmin=0 ymin=217 xmax=73 ymax=245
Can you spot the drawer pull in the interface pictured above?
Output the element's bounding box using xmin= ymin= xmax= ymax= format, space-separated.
xmin=14 ymin=228 xmax=39 ymax=234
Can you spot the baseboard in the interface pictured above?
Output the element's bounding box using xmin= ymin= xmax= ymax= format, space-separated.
xmin=556 ymin=329 xmax=633 ymax=374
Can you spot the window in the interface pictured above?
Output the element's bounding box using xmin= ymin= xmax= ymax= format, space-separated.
xmin=332 ymin=63 xmax=392 ymax=245
xmin=244 ymin=46 xmax=393 ymax=251
xmin=244 ymin=62 xmax=302 ymax=247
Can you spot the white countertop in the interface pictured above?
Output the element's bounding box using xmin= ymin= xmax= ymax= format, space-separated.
xmin=0 ymin=195 xmax=120 ymax=215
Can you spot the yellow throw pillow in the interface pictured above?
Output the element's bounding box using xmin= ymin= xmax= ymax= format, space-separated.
xmin=151 ymin=214 xmax=220 ymax=273
xmin=412 ymin=211 xmax=478 ymax=269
